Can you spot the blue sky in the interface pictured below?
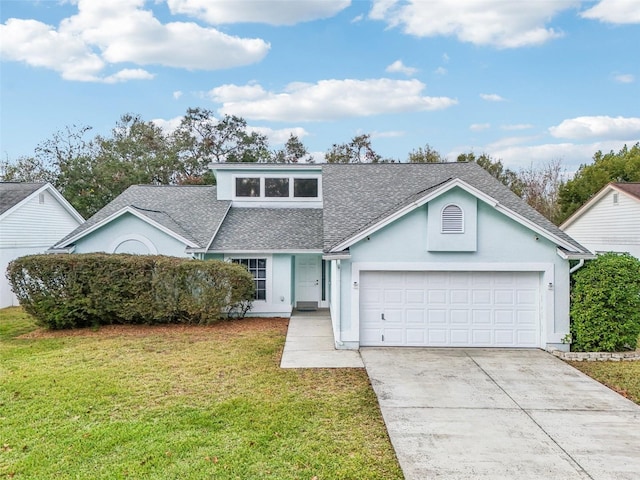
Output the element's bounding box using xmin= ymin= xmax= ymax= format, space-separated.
xmin=1 ymin=0 xmax=639 ymax=172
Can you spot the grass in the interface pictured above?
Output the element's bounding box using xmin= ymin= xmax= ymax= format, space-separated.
xmin=568 ymin=360 xmax=640 ymax=405
xmin=0 ymin=308 xmax=402 ymax=480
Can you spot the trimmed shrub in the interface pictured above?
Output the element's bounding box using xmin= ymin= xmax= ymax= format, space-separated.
xmin=570 ymin=252 xmax=640 ymax=352
xmin=6 ymin=254 xmax=254 ymax=329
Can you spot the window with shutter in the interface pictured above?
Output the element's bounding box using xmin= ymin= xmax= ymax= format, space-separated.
xmin=441 ymin=204 xmax=463 ymax=233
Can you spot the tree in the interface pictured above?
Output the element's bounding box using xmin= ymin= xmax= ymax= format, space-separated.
xmin=518 ymin=158 xmax=565 ymax=224
xmin=325 ymin=134 xmax=382 ymax=163
xmin=172 ymin=108 xmax=271 ymax=175
xmin=558 ymin=143 xmax=640 ymax=223
xmin=272 ymin=134 xmax=313 ymax=163
xmin=408 ymin=144 xmax=444 ymax=163
xmin=457 ymin=152 xmax=524 ymax=196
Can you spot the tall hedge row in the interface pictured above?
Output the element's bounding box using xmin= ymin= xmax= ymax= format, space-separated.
xmin=570 ymin=252 xmax=640 ymax=352
xmin=6 ymin=254 xmax=255 ymax=329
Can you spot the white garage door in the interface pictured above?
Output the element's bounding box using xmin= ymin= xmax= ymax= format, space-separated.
xmin=360 ymin=271 xmax=540 ymax=347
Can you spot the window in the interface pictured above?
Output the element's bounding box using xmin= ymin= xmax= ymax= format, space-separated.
xmin=442 ymin=204 xmax=463 ymax=233
xmin=232 ymin=258 xmax=267 ymax=300
xmin=265 ymin=177 xmax=289 ymax=197
xmin=236 ymin=177 xmax=260 ymax=197
xmin=294 ymin=178 xmax=318 ymax=197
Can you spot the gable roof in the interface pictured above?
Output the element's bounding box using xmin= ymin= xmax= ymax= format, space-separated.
xmin=322 ymin=162 xmax=589 ymax=254
xmin=209 ymin=208 xmax=323 ymax=252
xmin=560 ymin=182 xmax=640 ymax=230
xmin=0 ymin=182 xmax=45 ymax=216
xmin=54 ymin=185 xmax=230 ymax=249
xmin=0 ymin=182 xmax=84 ymax=223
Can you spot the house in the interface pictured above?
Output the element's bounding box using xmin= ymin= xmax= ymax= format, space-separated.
xmin=52 ymin=162 xmax=592 ymax=351
xmin=560 ymin=182 xmax=640 ymax=259
xmin=0 ymin=182 xmax=84 ymax=308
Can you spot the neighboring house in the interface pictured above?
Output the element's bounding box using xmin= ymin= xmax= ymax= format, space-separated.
xmin=0 ymin=182 xmax=84 ymax=308
xmin=560 ymin=182 xmax=640 ymax=259
xmin=52 ymin=162 xmax=592 ymax=351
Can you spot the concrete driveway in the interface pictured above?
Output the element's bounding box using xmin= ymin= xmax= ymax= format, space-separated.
xmin=361 ymin=348 xmax=640 ymax=480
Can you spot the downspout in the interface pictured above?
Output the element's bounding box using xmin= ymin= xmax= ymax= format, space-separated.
xmin=569 ymin=259 xmax=585 ymax=274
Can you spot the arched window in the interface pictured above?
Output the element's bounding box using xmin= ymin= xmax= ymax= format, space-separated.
xmin=441 ymin=204 xmax=463 ymax=233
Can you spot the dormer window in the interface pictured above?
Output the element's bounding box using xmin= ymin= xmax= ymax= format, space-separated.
xmin=233 ymin=175 xmax=321 ymax=200
xmin=442 ymin=204 xmax=463 ymax=233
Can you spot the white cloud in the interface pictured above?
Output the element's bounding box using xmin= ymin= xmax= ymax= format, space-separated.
xmin=442 ymin=53 xmax=450 ymax=63
xmin=581 ymin=0 xmax=640 ymax=24
xmin=0 ymin=0 xmax=270 ymax=82
xmin=501 ymin=123 xmax=534 ymax=131
xmin=480 ymin=93 xmax=506 ymax=102
xmin=103 ymin=68 xmax=155 ymax=83
xmin=434 ymin=66 xmax=447 ymax=75
xmin=385 ymin=60 xmax=418 ymax=76
xmin=208 ymin=78 xmax=458 ymax=122
xmin=152 ymin=115 xmax=184 ymax=132
xmin=173 ymin=90 xmax=183 ymax=100
xmin=166 ymin=0 xmax=350 ymax=25
xmin=549 ymin=116 xmax=640 ymax=140
xmin=370 ymin=130 xmax=405 ymax=138
xmin=613 ymin=73 xmax=635 ymax=84
xmin=152 ymin=115 xmax=308 ymax=146
xmin=369 ymin=0 xmax=573 ymax=48
xmin=247 ymin=126 xmax=310 ymax=145
xmin=470 ymin=123 xmax=491 ymax=131
xmin=351 ymin=14 xmax=364 ymax=23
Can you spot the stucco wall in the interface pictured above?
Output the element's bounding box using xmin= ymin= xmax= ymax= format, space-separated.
xmin=337 ymin=191 xmax=571 ymax=349
xmin=72 ymin=213 xmax=190 ymax=257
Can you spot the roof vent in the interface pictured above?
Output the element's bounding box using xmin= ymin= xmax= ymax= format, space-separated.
xmin=442 ymin=204 xmax=463 ymax=233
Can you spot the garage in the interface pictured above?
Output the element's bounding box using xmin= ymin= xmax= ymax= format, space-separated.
xmin=359 ymin=270 xmax=541 ymax=348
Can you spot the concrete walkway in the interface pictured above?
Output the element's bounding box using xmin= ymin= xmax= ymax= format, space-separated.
xmin=361 ymin=348 xmax=640 ymax=480
xmin=280 ymin=310 xmax=363 ymax=368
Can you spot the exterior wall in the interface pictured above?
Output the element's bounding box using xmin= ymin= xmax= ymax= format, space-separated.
xmin=213 ymin=167 xmax=323 ymax=209
xmin=72 ymin=213 xmax=190 ymax=257
xmin=427 ymin=188 xmax=477 ymax=251
xmin=0 ymin=188 xmax=83 ymax=307
xmin=336 ymin=194 xmax=571 ymax=351
xmin=0 ymin=189 xmax=81 ymax=248
xmin=221 ymin=253 xmax=294 ymax=317
xmin=563 ymin=190 xmax=640 ymax=258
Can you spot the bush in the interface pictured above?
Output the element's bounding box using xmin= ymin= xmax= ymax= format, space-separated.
xmin=6 ymin=254 xmax=254 ymax=329
xmin=570 ymin=252 xmax=640 ymax=352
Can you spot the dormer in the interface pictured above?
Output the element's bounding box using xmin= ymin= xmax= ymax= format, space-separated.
xmin=210 ymin=163 xmax=323 ymax=208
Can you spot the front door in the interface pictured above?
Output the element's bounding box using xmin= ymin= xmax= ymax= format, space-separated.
xmin=295 ymin=255 xmax=321 ymax=306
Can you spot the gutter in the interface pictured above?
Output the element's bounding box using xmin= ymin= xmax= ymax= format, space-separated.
xmin=569 ymin=258 xmax=585 ymax=274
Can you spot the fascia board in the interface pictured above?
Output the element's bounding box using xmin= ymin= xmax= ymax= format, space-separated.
xmin=57 ymin=206 xmax=199 ymax=249
xmin=559 ymin=184 xmax=615 ymax=230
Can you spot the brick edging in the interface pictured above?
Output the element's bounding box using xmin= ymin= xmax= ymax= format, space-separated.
xmin=549 ymin=350 xmax=640 ymax=362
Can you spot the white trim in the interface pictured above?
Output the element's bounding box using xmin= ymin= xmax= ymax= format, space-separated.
xmin=56 ymin=206 xmax=198 ymax=249
xmin=210 ymin=163 xmax=322 ymax=171
xmin=556 ymin=248 xmax=595 ymax=260
xmin=441 ymin=203 xmax=464 ymax=234
xmin=108 ymin=234 xmax=158 ymax=254
xmin=0 ymin=183 xmax=84 ymax=224
xmin=207 ymin=249 xmax=323 ymax=254
xmin=224 ymin=253 xmax=272 ymax=306
xmin=322 ymin=252 xmax=351 ymax=260
xmin=204 ymin=202 xmax=232 ymax=251
xmin=349 ymin=262 xmax=554 ymax=349
xmin=330 ymin=178 xmax=580 ymax=253
xmin=231 ymin=173 xmax=322 ymax=202
xmin=560 ymin=183 xmax=640 ymax=229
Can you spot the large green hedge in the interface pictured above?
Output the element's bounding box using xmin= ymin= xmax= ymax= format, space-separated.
xmin=570 ymin=252 xmax=640 ymax=352
xmin=6 ymin=254 xmax=254 ymax=329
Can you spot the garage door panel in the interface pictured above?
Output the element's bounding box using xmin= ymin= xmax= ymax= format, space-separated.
xmin=360 ymin=270 xmax=541 ymax=348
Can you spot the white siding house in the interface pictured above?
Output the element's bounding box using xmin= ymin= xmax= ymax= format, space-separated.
xmin=560 ymin=183 xmax=640 ymax=259
xmin=0 ymin=183 xmax=84 ymax=307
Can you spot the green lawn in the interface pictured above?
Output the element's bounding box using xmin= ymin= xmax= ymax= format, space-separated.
xmin=0 ymin=308 xmax=402 ymax=480
xmin=569 ymin=360 xmax=640 ymax=405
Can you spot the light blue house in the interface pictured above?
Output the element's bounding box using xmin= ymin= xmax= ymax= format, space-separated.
xmin=52 ymin=162 xmax=592 ymax=351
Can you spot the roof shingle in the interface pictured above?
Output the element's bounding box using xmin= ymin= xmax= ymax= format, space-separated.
xmin=0 ymin=182 xmax=46 ymax=216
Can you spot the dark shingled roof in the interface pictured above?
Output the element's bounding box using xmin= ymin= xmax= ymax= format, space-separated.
xmin=209 ymin=208 xmax=322 ymax=251
xmin=321 ymin=162 xmax=589 ymax=253
xmin=0 ymin=182 xmax=46 ymax=216
xmin=614 ymin=182 xmax=640 ymax=200
xmin=55 ymin=185 xmax=230 ymax=249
